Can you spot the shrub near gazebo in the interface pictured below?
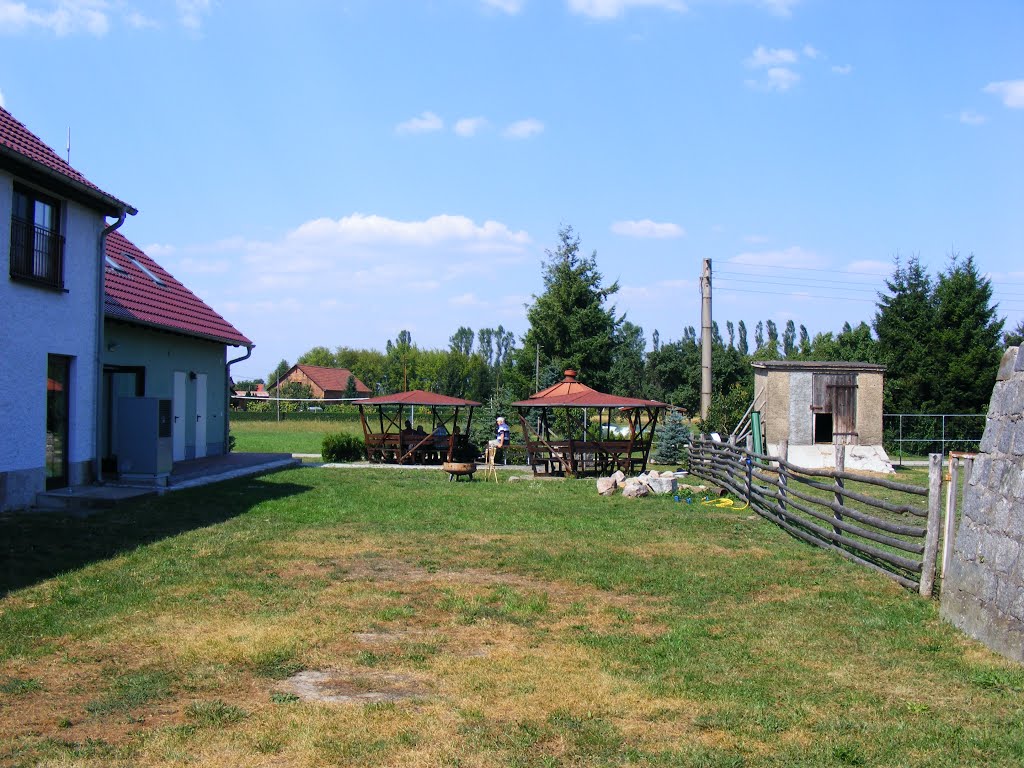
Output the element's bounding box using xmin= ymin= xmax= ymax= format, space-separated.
xmin=512 ymin=370 xmax=667 ymax=477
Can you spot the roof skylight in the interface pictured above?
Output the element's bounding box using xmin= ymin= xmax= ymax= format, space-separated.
xmin=128 ymin=255 xmax=165 ymax=286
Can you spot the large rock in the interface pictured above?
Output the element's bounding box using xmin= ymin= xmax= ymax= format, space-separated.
xmin=621 ymin=478 xmax=650 ymax=498
xmin=644 ymin=476 xmax=678 ymax=495
xmin=596 ymin=477 xmax=618 ymax=496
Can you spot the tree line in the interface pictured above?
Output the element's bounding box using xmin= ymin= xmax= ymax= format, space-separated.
xmin=238 ymin=227 xmax=1013 ymax=433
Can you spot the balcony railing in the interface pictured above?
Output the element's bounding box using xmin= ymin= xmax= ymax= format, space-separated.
xmin=9 ymin=216 xmax=65 ymax=289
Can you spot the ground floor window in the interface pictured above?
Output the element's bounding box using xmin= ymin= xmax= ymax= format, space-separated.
xmin=46 ymin=355 xmax=71 ymax=489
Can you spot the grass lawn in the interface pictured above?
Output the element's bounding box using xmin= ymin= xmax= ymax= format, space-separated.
xmin=230 ymin=419 xmax=361 ymax=455
xmin=1 ymin=467 xmax=1021 ymax=767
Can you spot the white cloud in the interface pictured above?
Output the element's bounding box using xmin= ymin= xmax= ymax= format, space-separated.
xmin=503 ymin=118 xmax=544 ymax=139
xmin=831 ymin=64 xmax=852 ymax=75
xmin=746 ymin=46 xmax=797 ymax=68
xmin=765 ymin=67 xmax=800 ymax=91
xmin=747 ymin=67 xmax=800 ymax=92
xmin=744 ymin=46 xmax=806 ymax=92
xmin=142 ymin=243 xmax=176 ymax=257
xmin=454 ymin=116 xmax=488 ymax=137
xmin=0 ymin=88 xmax=5 ymax=108
xmin=802 ymin=44 xmax=819 ymax=59
xmin=958 ymin=110 xmax=987 ymax=126
xmin=983 ymin=80 xmax=1024 ymax=109
xmin=176 ymin=0 xmax=209 ymax=30
xmin=125 ymin=9 xmax=157 ymax=28
xmin=450 ymin=292 xmax=483 ymax=307
xmin=482 ymin=0 xmax=523 ymax=13
xmin=567 ymin=0 xmax=686 ymax=20
xmin=729 ymin=246 xmax=825 ymax=269
xmin=758 ymin=0 xmax=799 ymax=16
xmin=395 ymin=111 xmax=444 ymax=135
xmin=0 ymin=0 xmax=109 ymax=36
xmin=289 ymin=213 xmax=530 ymax=249
xmin=611 ymin=219 xmax=685 ymax=239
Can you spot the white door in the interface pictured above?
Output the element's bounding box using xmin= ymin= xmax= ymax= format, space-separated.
xmin=195 ymin=373 xmax=207 ymax=459
xmin=173 ymin=371 xmax=187 ymax=461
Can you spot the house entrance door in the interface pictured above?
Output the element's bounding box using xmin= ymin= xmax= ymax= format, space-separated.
xmin=46 ymin=355 xmax=71 ymax=489
xmin=173 ymin=371 xmax=187 ymax=461
xmin=195 ymin=373 xmax=207 ymax=459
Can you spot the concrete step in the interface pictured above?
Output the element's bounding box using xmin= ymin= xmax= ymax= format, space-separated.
xmin=35 ymin=485 xmax=156 ymax=513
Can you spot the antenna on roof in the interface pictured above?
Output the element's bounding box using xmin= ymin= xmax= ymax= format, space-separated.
xmin=66 ymin=126 xmax=71 ymax=164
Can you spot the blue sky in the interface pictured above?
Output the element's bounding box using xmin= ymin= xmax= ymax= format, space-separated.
xmin=2 ymin=0 xmax=1022 ymax=382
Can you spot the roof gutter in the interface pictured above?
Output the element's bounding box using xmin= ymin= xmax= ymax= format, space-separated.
xmin=225 ymin=345 xmax=254 ymax=453
xmin=0 ymin=146 xmax=137 ymax=217
xmin=95 ymin=209 xmax=131 ymax=484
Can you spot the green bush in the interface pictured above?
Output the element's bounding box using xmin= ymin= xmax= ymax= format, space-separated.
xmin=322 ymin=432 xmax=365 ymax=462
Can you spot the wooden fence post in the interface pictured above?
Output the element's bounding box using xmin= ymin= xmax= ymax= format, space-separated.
xmin=778 ymin=439 xmax=789 ymax=515
xmin=942 ymin=456 xmax=960 ymax=576
xmin=920 ymin=453 xmax=943 ymax=597
xmin=833 ymin=443 xmax=845 ymax=537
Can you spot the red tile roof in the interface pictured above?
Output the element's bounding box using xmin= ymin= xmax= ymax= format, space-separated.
xmin=282 ymin=365 xmax=371 ymax=395
xmin=104 ymin=230 xmax=252 ymax=347
xmin=0 ymin=106 xmax=135 ymax=214
xmin=512 ymin=370 xmax=667 ymax=408
xmin=359 ymin=390 xmax=480 ymax=407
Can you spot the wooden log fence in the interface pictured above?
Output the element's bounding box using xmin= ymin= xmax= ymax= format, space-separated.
xmin=688 ymin=437 xmax=944 ymax=596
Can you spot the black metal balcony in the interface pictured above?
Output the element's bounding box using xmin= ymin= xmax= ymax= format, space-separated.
xmin=9 ymin=216 xmax=65 ymax=290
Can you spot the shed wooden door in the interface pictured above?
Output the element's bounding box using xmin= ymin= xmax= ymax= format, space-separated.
xmin=811 ymin=374 xmax=858 ymax=445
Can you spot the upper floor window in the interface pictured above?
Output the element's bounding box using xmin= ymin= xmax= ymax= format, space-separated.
xmin=10 ymin=183 xmax=65 ymax=290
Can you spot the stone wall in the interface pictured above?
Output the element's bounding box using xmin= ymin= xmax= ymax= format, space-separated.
xmin=940 ymin=346 xmax=1024 ymax=663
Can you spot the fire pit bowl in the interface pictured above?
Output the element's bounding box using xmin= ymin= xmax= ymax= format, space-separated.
xmin=442 ymin=461 xmax=477 ymax=481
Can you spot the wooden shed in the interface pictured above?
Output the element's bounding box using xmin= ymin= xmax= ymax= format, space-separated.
xmin=751 ymin=360 xmax=892 ymax=472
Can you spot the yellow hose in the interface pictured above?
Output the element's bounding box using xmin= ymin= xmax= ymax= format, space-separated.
xmin=699 ymin=496 xmax=750 ymax=511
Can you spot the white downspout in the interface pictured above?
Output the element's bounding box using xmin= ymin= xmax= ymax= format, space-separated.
xmin=225 ymin=346 xmax=253 ymax=453
xmin=94 ymin=211 xmax=127 ymax=484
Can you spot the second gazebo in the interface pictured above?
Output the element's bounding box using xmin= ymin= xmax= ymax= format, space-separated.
xmin=511 ymin=370 xmax=667 ymax=477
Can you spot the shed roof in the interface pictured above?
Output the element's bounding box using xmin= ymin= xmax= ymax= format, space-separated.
xmin=104 ymin=231 xmax=252 ymax=347
xmin=751 ymin=360 xmax=885 ymax=373
xmin=511 ymin=370 xmax=668 ymax=409
xmin=0 ymin=106 xmax=136 ymax=216
xmin=279 ymin=364 xmax=370 ymax=394
xmin=359 ymin=390 xmax=481 ymax=407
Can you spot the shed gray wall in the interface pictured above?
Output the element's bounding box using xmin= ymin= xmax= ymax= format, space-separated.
xmin=788 ymin=371 xmax=813 ymax=445
xmin=940 ymin=346 xmax=1024 ymax=663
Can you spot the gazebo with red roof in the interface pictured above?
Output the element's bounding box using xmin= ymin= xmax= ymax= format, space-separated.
xmin=357 ymin=390 xmax=481 ymax=464
xmin=511 ymin=370 xmax=667 ymax=477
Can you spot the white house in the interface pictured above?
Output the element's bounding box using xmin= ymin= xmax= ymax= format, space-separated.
xmin=0 ymin=106 xmax=137 ymax=510
xmin=1 ymin=106 xmax=253 ymax=510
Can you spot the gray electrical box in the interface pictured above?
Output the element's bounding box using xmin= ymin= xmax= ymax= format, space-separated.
xmin=117 ymin=397 xmax=173 ymax=484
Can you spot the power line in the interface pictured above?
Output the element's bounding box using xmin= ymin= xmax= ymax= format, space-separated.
xmin=717 ymin=276 xmax=882 ymax=294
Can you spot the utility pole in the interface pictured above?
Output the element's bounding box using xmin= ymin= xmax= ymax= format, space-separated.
xmin=700 ymin=258 xmax=712 ymax=422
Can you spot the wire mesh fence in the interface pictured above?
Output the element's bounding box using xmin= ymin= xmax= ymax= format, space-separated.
xmin=883 ymin=413 xmax=986 ymax=464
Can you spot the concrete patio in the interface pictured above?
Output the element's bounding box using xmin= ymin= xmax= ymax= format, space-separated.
xmin=35 ymin=452 xmax=299 ymax=513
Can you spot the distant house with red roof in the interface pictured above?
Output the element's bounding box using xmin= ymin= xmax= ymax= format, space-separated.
xmin=271 ymin=364 xmax=370 ymax=400
xmin=1 ymin=104 xmax=251 ymax=510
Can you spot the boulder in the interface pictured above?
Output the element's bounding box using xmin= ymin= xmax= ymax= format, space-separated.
xmin=611 ymin=470 xmax=626 ymax=484
xmin=645 ymin=476 xmax=678 ymax=495
xmin=621 ymin=478 xmax=650 ymax=498
xmin=596 ymin=477 xmax=618 ymax=496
